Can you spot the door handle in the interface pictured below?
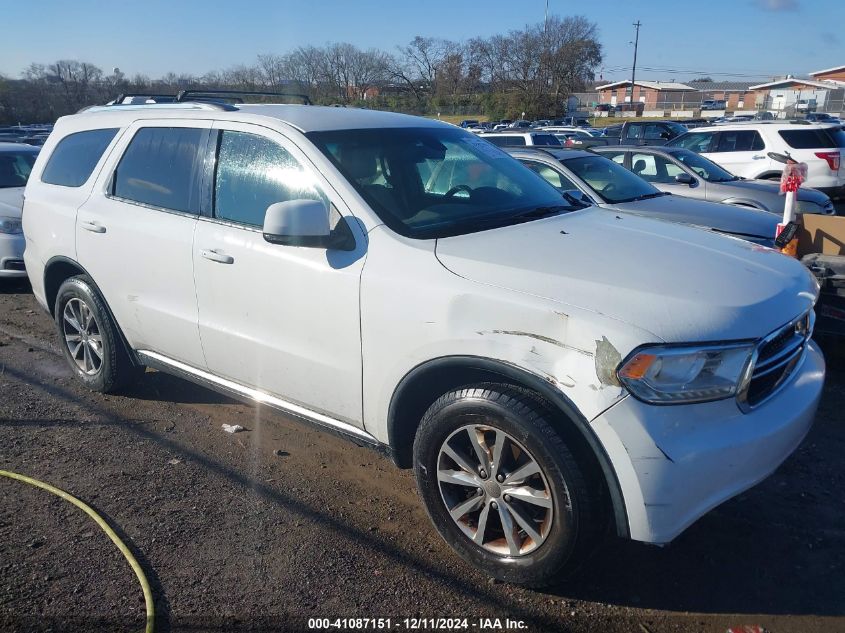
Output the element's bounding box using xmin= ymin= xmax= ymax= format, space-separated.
xmin=200 ymin=249 xmax=234 ymax=264
xmin=752 ymin=155 xmax=766 ymax=160
xmin=80 ymin=220 xmax=106 ymax=233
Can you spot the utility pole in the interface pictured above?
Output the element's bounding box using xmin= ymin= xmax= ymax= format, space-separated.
xmin=630 ymin=20 xmax=641 ymax=104
xmin=544 ymin=0 xmax=549 ymax=36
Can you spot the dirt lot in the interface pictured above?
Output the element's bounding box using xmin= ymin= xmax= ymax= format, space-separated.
xmin=1 ymin=279 xmax=844 ymax=633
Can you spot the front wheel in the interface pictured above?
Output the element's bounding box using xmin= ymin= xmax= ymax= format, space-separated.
xmin=55 ymin=275 xmax=143 ymax=393
xmin=413 ymin=384 xmax=603 ymax=586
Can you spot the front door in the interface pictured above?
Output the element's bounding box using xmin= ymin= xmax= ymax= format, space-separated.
xmin=192 ymin=122 xmax=367 ymax=425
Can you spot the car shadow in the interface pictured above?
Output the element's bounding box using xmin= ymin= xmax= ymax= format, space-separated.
xmin=0 ymin=278 xmax=32 ymax=294
xmin=125 ymin=370 xmax=236 ymax=406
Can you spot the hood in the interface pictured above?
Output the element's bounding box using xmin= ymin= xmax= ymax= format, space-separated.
xmin=607 ymin=194 xmax=778 ymax=241
xmin=0 ymin=187 xmax=24 ymax=219
xmin=435 ymin=208 xmax=818 ymax=343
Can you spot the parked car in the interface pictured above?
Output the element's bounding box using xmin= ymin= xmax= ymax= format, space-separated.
xmin=667 ymin=122 xmax=845 ymax=199
xmin=602 ymin=120 xmax=688 ymax=146
xmin=805 ymin=113 xmax=842 ymax=124
xmin=479 ymin=131 xmax=562 ymax=147
xmin=24 ymin=98 xmax=825 ymax=586
xmin=459 ymin=120 xmax=480 ymax=129
xmin=700 ymin=99 xmax=726 ymax=111
xmin=0 ymin=143 xmax=39 ymax=278
xmin=506 ymin=147 xmax=780 ymax=245
xmin=594 ymin=145 xmax=836 ymax=216
xmin=796 ymin=99 xmax=817 ymax=113
xmin=549 ymin=130 xmax=611 ymax=149
xmin=508 ymin=120 xmax=533 ymax=129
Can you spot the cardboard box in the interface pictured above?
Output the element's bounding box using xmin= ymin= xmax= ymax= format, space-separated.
xmin=797 ymin=214 xmax=845 ymax=257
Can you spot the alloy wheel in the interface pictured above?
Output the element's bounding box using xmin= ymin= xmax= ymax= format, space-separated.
xmin=436 ymin=424 xmax=558 ymax=556
xmin=62 ymin=298 xmax=104 ymax=375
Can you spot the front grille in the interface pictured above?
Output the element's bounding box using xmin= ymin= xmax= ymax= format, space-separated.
xmin=2 ymin=259 xmax=25 ymax=271
xmin=741 ymin=311 xmax=812 ymax=409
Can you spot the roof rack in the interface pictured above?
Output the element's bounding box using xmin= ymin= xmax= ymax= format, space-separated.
xmin=175 ymin=89 xmax=312 ymax=106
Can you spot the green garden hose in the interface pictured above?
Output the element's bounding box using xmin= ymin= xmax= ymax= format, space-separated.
xmin=0 ymin=469 xmax=154 ymax=633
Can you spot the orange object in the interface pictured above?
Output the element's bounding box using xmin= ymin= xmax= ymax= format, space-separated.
xmin=618 ymin=352 xmax=656 ymax=379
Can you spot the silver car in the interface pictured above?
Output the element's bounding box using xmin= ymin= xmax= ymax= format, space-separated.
xmin=507 ymin=147 xmax=779 ymax=246
xmin=594 ymin=145 xmax=835 ymax=216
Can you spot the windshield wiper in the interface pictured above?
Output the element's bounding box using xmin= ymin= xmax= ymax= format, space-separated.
xmin=616 ymin=191 xmax=670 ymax=203
xmin=508 ymin=204 xmax=573 ymax=220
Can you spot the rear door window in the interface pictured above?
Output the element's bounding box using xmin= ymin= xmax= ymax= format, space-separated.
xmin=112 ymin=127 xmax=205 ymax=214
xmin=41 ymin=128 xmax=119 ymax=187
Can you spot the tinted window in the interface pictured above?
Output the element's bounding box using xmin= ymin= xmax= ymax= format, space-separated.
xmin=41 ymin=128 xmax=118 ymax=187
xmin=531 ymin=134 xmax=562 ymax=146
xmin=113 ymin=127 xmax=204 ymax=213
xmin=716 ymin=130 xmax=764 ymax=152
xmin=485 ymin=135 xmax=526 ymax=147
xmin=0 ymin=150 xmax=38 ymax=188
xmin=308 ymin=127 xmax=572 ymax=239
xmin=214 ymin=130 xmax=326 ymax=227
xmin=778 ymin=129 xmax=842 ymax=149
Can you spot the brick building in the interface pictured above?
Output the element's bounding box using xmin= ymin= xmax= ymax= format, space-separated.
xmin=595 ymin=80 xmax=698 ymax=109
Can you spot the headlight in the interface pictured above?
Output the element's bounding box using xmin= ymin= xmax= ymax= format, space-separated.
xmin=617 ymin=342 xmax=755 ymax=404
xmin=0 ymin=216 xmax=23 ymax=234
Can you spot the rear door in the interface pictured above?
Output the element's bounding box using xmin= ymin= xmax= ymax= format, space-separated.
xmin=705 ymin=129 xmax=770 ymax=178
xmin=76 ymin=120 xmax=211 ymax=367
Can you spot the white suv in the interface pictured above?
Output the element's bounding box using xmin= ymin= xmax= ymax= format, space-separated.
xmin=23 ymin=96 xmax=825 ymax=586
xmin=668 ymin=122 xmax=845 ymax=198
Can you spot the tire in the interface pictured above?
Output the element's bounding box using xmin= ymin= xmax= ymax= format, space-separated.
xmin=54 ymin=275 xmax=143 ymax=393
xmin=413 ymin=384 xmax=603 ymax=587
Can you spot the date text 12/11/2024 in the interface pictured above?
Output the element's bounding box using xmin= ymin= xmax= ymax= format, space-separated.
xmin=307 ymin=618 xmax=529 ymax=630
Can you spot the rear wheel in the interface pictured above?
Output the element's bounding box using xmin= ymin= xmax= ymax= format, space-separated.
xmin=413 ymin=384 xmax=604 ymax=586
xmin=55 ymin=275 xmax=143 ymax=393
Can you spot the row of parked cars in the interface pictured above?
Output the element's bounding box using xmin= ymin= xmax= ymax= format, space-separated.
xmin=0 ymin=124 xmax=53 ymax=146
xmin=1 ymin=92 xmax=835 ymax=587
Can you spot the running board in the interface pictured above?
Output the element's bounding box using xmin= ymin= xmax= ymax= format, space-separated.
xmin=136 ymin=350 xmax=379 ymax=446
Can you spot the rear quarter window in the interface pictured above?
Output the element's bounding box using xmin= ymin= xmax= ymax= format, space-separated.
xmin=532 ymin=134 xmax=561 ymax=146
xmin=40 ymin=128 xmax=119 ymax=187
xmin=778 ymin=129 xmax=841 ymax=149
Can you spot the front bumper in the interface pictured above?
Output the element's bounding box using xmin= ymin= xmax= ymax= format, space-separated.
xmin=590 ymin=339 xmax=825 ymax=544
xmin=0 ymin=232 xmax=26 ymax=278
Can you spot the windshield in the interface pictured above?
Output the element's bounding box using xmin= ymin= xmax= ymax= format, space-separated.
xmin=666 ymin=148 xmax=737 ymax=182
xmin=0 ymin=150 xmax=38 ymax=188
xmin=307 ymin=127 xmax=575 ymax=239
xmin=562 ymin=154 xmax=664 ymax=203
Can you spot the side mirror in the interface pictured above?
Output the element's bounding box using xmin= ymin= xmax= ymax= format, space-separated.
xmin=262 ymin=200 xmax=355 ymax=251
xmin=562 ymin=189 xmax=592 ymax=207
xmin=675 ymin=172 xmax=696 ymax=185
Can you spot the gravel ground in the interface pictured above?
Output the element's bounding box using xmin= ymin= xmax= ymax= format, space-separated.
xmin=1 ymin=278 xmax=844 ymax=633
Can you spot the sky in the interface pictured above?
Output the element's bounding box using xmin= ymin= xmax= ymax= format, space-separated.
xmin=1 ymin=0 xmax=843 ymax=82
